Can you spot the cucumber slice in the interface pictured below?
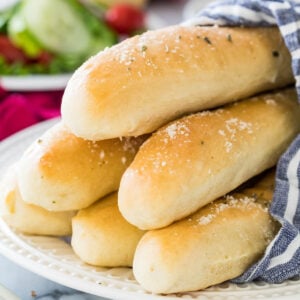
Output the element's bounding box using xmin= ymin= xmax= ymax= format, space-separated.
xmin=8 ymin=10 xmax=43 ymax=57
xmin=0 ymin=3 xmax=19 ymax=33
xmin=22 ymin=0 xmax=92 ymax=56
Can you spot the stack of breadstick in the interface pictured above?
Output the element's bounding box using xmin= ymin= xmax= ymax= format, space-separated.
xmin=1 ymin=25 xmax=300 ymax=294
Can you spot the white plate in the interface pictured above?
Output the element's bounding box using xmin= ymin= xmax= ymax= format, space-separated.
xmin=0 ymin=74 xmax=71 ymax=91
xmin=0 ymin=120 xmax=300 ymax=300
xmin=0 ymin=283 xmax=20 ymax=300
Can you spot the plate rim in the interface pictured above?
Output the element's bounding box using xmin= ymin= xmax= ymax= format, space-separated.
xmin=0 ymin=74 xmax=72 ymax=92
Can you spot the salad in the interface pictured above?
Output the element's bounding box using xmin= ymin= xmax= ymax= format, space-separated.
xmin=0 ymin=0 xmax=146 ymax=75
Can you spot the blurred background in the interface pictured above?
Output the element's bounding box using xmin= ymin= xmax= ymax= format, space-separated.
xmin=0 ymin=0 xmax=206 ymax=141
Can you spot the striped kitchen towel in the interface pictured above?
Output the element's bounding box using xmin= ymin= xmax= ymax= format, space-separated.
xmin=184 ymin=0 xmax=300 ymax=283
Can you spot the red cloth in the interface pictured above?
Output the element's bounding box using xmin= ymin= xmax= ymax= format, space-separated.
xmin=0 ymin=86 xmax=63 ymax=141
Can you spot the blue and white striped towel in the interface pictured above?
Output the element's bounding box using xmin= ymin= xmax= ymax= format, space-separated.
xmin=184 ymin=0 xmax=300 ymax=284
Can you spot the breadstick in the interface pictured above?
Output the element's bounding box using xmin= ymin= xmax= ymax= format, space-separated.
xmin=0 ymin=166 xmax=75 ymax=236
xmin=17 ymin=122 xmax=146 ymax=211
xmin=133 ymin=171 xmax=279 ymax=293
xmin=119 ymin=88 xmax=300 ymax=230
xmin=61 ymin=26 xmax=293 ymax=140
xmin=71 ymin=192 xmax=145 ymax=267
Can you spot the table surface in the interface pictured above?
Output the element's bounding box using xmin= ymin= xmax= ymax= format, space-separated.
xmin=0 ymin=1 xmax=189 ymax=300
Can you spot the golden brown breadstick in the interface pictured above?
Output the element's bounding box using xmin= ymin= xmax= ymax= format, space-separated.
xmin=71 ymin=192 xmax=145 ymax=267
xmin=61 ymin=25 xmax=293 ymax=140
xmin=133 ymin=171 xmax=279 ymax=293
xmin=119 ymin=88 xmax=300 ymax=230
xmin=17 ymin=122 xmax=146 ymax=211
xmin=0 ymin=166 xmax=75 ymax=236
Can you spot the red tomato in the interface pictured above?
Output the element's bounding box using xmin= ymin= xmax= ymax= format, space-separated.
xmin=105 ymin=4 xmax=145 ymax=35
xmin=35 ymin=51 xmax=53 ymax=65
xmin=0 ymin=35 xmax=28 ymax=63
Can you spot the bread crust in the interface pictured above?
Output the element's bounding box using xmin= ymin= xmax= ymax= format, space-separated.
xmin=0 ymin=166 xmax=75 ymax=236
xmin=71 ymin=192 xmax=145 ymax=267
xmin=61 ymin=26 xmax=293 ymax=140
xmin=16 ymin=122 xmax=146 ymax=211
xmin=118 ymin=88 xmax=300 ymax=230
xmin=133 ymin=171 xmax=279 ymax=293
